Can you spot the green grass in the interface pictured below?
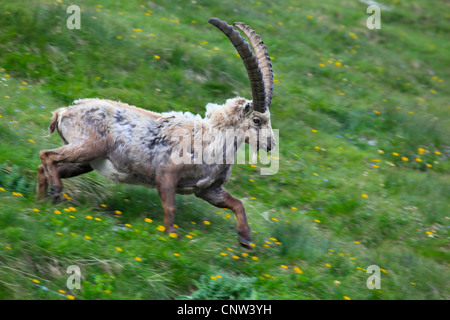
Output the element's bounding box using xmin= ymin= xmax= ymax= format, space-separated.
xmin=0 ymin=0 xmax=448 ymax=300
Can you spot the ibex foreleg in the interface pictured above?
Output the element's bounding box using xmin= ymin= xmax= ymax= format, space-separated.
xmin=156 ymin=171 xmax=179 ymax=236
xmin=196 ymin=186 xmax=252 ymax=248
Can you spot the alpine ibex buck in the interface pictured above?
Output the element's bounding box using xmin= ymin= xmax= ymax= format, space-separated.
xmin=37 ymin=18 xmax=275 ymax=248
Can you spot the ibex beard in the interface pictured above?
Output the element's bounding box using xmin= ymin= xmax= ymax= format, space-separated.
xmin=37 ymin=18 xmax=276 ymax=249
xmin=171 ymin=126 xmax=278 ymax=166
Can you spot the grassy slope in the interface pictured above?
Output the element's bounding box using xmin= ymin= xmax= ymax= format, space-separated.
xmin=0 ymin=0 xmax=448 ymax=299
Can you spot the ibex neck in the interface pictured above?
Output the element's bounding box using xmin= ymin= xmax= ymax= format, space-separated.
xmin=205 ymin=97 xmax=246 ymax=130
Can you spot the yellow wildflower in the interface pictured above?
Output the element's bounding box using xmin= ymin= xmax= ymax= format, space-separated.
xmin=293 ymin=267 xmax=303 ymax=274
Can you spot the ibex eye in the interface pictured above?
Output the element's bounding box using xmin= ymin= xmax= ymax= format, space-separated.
xmin=252 ymin=118 xmax=261 ymax=125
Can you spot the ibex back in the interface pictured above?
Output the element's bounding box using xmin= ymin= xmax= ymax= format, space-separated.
xmin=37 ymin=18 xmax=275 ymax=249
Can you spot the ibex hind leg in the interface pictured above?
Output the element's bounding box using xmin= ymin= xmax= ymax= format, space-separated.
xmin=38 ymin=163 xmax=93 ymax=197
xmin=53 ymin=163 xmax=94 ymax=201
xmin=37 ymin=162 xmax=94 ymax=202
xmin=39 ymin=143 xmax=102 ymax=202
xmin=37 ymin=164 xmax=49 ymax=200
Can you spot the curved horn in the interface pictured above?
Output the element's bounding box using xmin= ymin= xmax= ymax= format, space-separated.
xmin=233 ymin=22 xmax=273 ymax=110
xmin=208 ymin=18 xmax=267 ymax=113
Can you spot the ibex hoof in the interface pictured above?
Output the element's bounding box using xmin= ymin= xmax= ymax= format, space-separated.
xmin=238 ymin=236 xmax=254 ymax=250
xmin=50 ymin=193 xmax=63 ymax=203
xmin=49 ymin=184 xmax=63 ymax=203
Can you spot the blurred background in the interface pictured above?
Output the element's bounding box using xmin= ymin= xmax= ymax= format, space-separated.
xmin=0 ymin=0 xmax=448 ymax=299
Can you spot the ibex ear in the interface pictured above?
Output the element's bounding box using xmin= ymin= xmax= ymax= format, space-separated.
xmin=243 ymin=102 xmax=252 ymax=117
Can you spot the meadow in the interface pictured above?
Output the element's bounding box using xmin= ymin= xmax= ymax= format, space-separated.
xmin=0 ymin=0 xmax=448 ymax=300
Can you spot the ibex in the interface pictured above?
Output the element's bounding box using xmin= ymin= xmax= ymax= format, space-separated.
xmin=37 ymin=18 xmax=275 ymax=248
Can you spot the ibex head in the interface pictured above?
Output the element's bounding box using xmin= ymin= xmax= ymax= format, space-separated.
xmin=209 ymin=18 xmax=276 ymax=152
